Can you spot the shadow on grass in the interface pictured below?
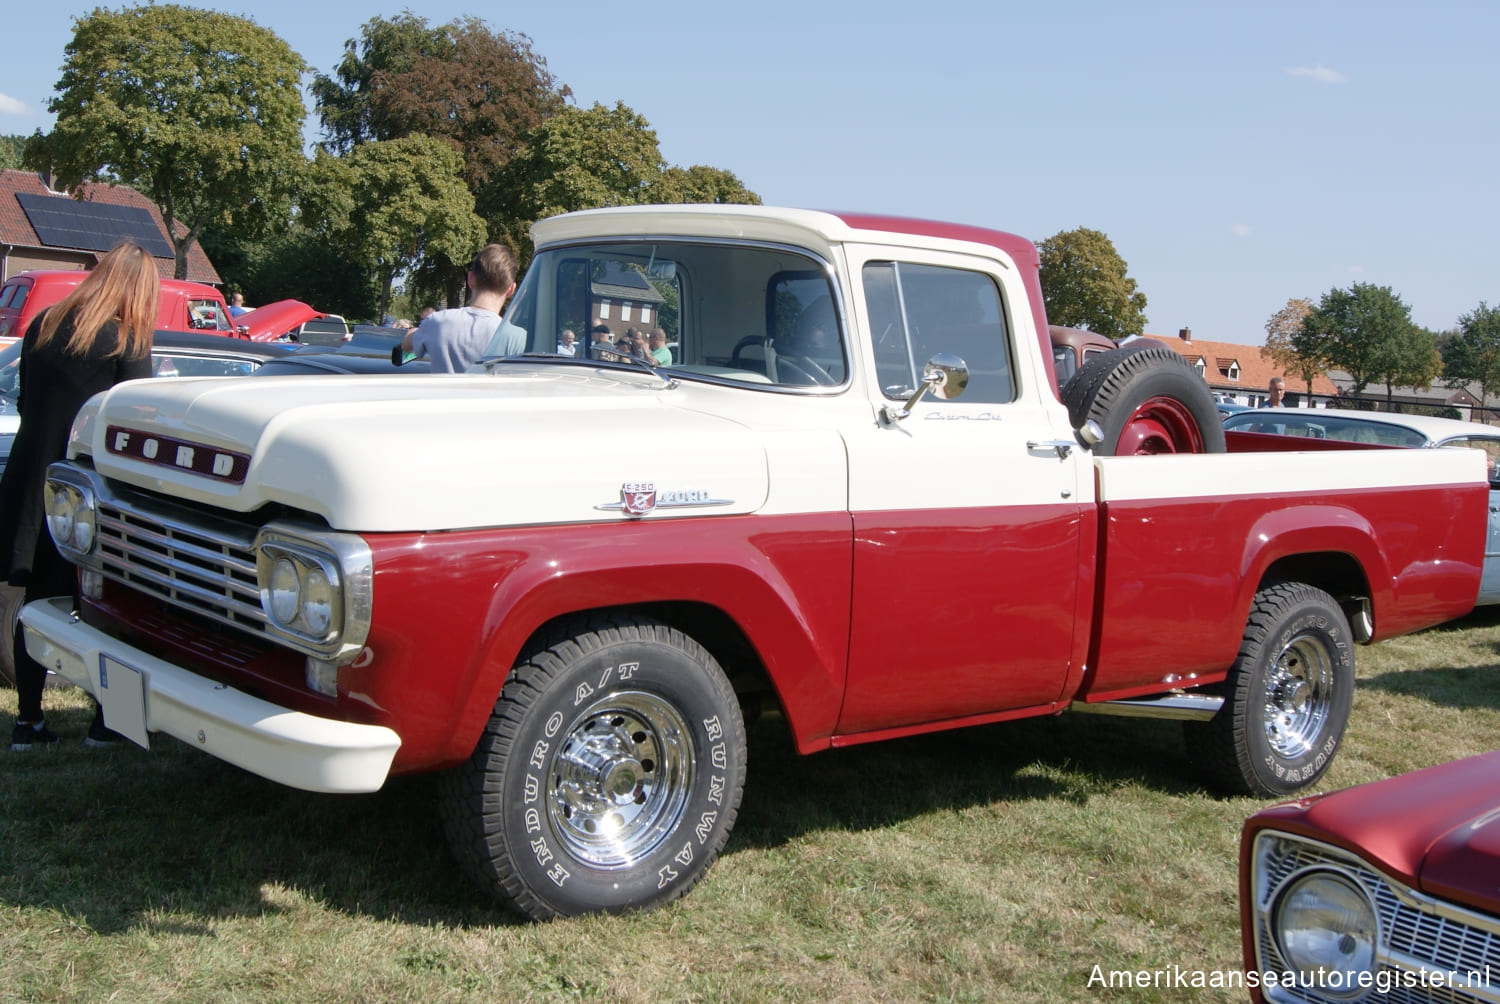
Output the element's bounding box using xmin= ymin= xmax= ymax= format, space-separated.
xmin=0 ymin=700 xmax=1208 ymax=933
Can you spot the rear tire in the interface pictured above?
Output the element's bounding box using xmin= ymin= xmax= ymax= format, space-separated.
xmin=439 ymin=614 xmax=746 ymax=919
xmin=1062 ymin=343 xmax=1225 ymax=455
xmin=1185 ymin=582 xmax=1353 ymax=797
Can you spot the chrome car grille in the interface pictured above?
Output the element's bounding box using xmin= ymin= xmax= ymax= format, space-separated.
xmin=96 ymin=498 xmax=268 ymax=637
xmin=1254 ymin=833 xmax=1500 ymax=1004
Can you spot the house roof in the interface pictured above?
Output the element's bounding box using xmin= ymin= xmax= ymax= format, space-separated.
xmin=0 ymin=169 xmax=220 ymax=284
xmin=1140 ymin=332 xmax=1341 ymax=397
xmin=590 ymin=263 xmax=665 ymax=304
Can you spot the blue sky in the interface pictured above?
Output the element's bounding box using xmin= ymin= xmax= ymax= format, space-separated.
xmin=4 ymin=1 xmax=1497 ymax=346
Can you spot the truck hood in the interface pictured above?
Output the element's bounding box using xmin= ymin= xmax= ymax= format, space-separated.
xmin=1269 ymin=751 xmax=1500 ymax=917
xmin=72 ymin=366 xmax=775 ymax=531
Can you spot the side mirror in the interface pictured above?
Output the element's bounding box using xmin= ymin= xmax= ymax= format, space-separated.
xmin=881 ymin=353 xmax=968 ymax=424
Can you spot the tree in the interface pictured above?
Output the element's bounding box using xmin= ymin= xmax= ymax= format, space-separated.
xmin=1444 ymin=303 xmax=1500 ymax=409
xmin=1372 ymin=324 xmax=1441 ymax=406
xmin=653 ymin=165 xmax=761 ymax=205
xmin=497 ymin=102 xmax=668 ymax=261
xmin=1299 ymin=283 xmax=1417 ymax=398
xmin=1037 ymin=228 xmax=1148 ymax=337
xmin=300 ymin=136 xmax=487 ymax=321
xmin=311 ymin=13 xmax=568 ymax=302
xmin=312 ymin=14 xmax=567 ymax=188
xmin=25 ymin=5 xmax=307 ymax=279
xmin=1262 ymin=298 xmax=1325 ymax=396
xmin=0 ymin=135 xmax=26 ymax=171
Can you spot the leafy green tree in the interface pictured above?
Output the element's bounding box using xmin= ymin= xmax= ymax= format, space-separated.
xmin=25 ymin=5 xmax=306 ymax=279
xmin=1444 ymin=303 xmax=1500 ymax=407
xmin=1262 ymin=298 xmax=1325 ymax=396
xmin=1037 ymin=228 xmax=1148 ymax=337
xmin=653 ymin=165 xmax=761 ymax=205
xmin=200 ymin=222 xmax=380 ymax=322
xmin=312 ymin=14 xmax=566 ymax=186
xmin=311 ymin=13 xmax=567 ymax=302
xmin=497 ymin=102 xmax=668 ymax=261
xmin=0 ymin=135 xmax=27 ymax=171
xmin=1299 ymin=283 xmax=1417 ymax=398
xmin=300 ymin=136 xmax=486 ymax=320
xmin=1372 ymin=323 xmax=1441 ymax=406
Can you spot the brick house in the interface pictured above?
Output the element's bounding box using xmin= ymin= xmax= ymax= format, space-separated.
xmin=1141 ymin=327 xmax=1341 ymax=407
xmin=0 ymin=169 xmax=219 ymax=284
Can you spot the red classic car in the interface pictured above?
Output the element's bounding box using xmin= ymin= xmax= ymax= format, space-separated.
xmin=1241 ymin=751 xmax=1500 ymax=1002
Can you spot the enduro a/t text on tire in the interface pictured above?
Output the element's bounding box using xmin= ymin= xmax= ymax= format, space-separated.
xmin=1185 ymin=582 xmax=1354 ymax=797
xmin=439 ymin=614 xmax=746 ymax=919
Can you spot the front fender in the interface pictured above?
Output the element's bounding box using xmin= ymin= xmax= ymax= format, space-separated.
xmin=350 ymin=513 xmax=852 ymax=773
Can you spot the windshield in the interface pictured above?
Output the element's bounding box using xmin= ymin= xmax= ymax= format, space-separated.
xmin=504 ymin=240 xmax=847 ymax=390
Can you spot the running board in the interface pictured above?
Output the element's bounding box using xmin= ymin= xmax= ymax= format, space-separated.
xmin=1068 ymin=692 xmax=1224 ymax=722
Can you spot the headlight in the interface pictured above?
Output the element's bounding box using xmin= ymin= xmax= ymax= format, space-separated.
xmin=269 ymin=557 xmax=301 ymax=624
xmin=259 ymin=545 xmax=341 ymax=639
xmin=1274 ymin=870 xmax=1378 ymax=999
xmin=253 ymin=524 xmax=372 ymax=663
xmin=44 ymin=479 xmax=95 ymax=555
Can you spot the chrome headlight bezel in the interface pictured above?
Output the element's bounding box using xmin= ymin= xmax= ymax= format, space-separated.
xmin=44 ymin=465 xmax=98 ymax=560
xmin=254 ymin=524 xmax=372 ymax=662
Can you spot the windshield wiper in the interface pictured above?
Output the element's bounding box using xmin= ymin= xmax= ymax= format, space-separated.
xmin=481 ymin=351 xmax=676 ymax=387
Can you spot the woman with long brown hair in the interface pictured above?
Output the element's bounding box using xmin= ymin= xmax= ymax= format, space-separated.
xmin=0 ymin=241 xmax=157 ymax=749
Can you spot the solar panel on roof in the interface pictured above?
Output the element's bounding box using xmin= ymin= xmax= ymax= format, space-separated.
xmin=16 ymin=193 xmax=174 ymax=259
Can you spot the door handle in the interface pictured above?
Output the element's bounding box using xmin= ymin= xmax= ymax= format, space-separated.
xmin=1027 ymin=439 xmax=1076 ymax=459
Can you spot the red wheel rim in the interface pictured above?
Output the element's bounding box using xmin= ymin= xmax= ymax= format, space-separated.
xmin=1115 ymin=395 xmax=1205 ymax=455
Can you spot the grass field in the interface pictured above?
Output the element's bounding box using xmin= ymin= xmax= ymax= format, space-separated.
xmin=3 ymin=606 xmax=1499 ymax=1003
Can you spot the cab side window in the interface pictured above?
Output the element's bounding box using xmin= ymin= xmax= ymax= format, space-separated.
xmin=863 ymin=262 xmax=1014 ymax=404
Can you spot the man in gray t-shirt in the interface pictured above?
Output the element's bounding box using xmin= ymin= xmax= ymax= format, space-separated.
xmin=402 ymin=244 xmax=520 ymax=373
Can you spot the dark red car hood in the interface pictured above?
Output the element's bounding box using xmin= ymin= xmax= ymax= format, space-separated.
xmin=236 ymin=300 xmax=323 ymax=342
xmin=1252 ymin=751 xmax=1500 ymax=917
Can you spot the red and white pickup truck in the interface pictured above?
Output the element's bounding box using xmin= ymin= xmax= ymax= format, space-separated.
xmin=22 ymin=205 xmax=1488 ymax=919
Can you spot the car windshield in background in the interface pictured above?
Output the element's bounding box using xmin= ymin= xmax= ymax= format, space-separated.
xmin=1223 ymin=412 xmax=1431 ymax=447
xmin=503 ymin=241 xmax=849 ymax=390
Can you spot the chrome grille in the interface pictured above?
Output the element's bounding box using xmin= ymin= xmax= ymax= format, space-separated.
xmin=96 ymin=498 xmax=268 ymax=636
xmin=1254 ymin=833 xmax=1500 ymax=1004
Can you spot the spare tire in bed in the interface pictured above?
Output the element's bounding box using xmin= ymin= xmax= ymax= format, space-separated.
xmin=1061 ymin=342 xmax=1226 ymax=456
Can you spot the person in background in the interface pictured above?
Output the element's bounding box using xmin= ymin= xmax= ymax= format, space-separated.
xmin=649 ymin=331 xmax=673 ymax=366
xmin=1267 ymin=376 xmax=1287 ymax=408
xmin=557 ymin=329 xmax=577 ymax=356
xmin=619 ymin=327 xmax=650 ymax=361
xmin=228 ymin=292 xmax=249 ymax=317
xmin=589 ymin=322 xmax=615 ymax=360
xmin=0 ymin=241 xmax=158 ymax=750
xmin=401 ymin=244 xmax=519 ymax=373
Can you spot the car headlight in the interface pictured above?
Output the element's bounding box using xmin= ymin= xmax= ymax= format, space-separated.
xmin=44 ymin=478 xmax=96 ymax=556
xmin=260 ymin=544 xmax=341 ymax=639
xmin=1274 ymin=869 xmax=1378 ymax=999
xmin=253 ymin=524 xmax=372 ymax=663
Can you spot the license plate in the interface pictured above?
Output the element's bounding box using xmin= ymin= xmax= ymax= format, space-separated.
xmin=97 ymin=656 xmax=150 ymax=749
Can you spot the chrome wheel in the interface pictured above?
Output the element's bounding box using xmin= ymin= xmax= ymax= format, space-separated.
xmin=1262 ymin=635 xmax=1334 ymax=759
xmin=548 ymin=690 xmax=693 ymax=867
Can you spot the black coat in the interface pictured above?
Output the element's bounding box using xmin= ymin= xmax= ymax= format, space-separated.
xmin=0 ymin=312 xmax=151 ymax=591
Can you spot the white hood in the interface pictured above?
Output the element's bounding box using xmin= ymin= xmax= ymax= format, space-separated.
xmin=71 ymin=367 xmax=783 ymax=532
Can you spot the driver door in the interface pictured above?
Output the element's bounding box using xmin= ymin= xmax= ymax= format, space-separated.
xmin=836 ymin=248 xmax=1089 ymax=735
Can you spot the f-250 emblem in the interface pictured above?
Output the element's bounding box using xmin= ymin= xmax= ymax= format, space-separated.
xmin=596 ymin=482 xmax=735 ymax=517
xmin=622 ymin=482 xmax=657 ymax=515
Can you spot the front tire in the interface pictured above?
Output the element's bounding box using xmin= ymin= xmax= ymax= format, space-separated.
xmin=439 ymin=614 xmax=746 ymax=919
xmin=1185 ymin=582 xmax=1353 ymax=797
